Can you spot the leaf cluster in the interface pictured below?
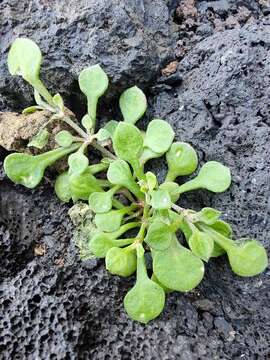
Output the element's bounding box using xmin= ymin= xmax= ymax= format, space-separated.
xmin=4 ymin=38 xmax=268 ymax=324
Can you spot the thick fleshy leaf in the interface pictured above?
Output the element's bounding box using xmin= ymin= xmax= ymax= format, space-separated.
xmin=107 ymin=159 xmax=143 ymax=199
xmin=95 ymin=209 xmax=124 ymax=232
xmin=196 ymin=207 xmax=221 ymax=225
xmin=153 ymin=236 xmax=204 ymax=292
xmin=106 ymin=247 xmax=137 ymax=277
xmin=27 ymin=129 xmax=49 ymax=149
xmin=89 ymin=191 xmax=113 ymax=213
xmin=55 ymin=130 xmax=74 ymax=148
xmin=140 ymin=147 xmax=162 ymax=165
xmin=159 ymin=182 xmax=180 ymax=203
xmin=52 ymin=93 xmax=64 ymax=112
xmin=8 ymin=38 xmax=54 ymax=105
xmin=4 ymin=144 xmax=80 ymax=189
xmin=188 ymin=229 xmax=214 ymax=262
xmin=150 ymin=189 xmax=172 ymax=210
xmin=119 ymin=86 xmax=147 ymax=124
xmin=68 ymin=152 xmax=89 ymax=175
xmin=8 ymin=38 xmax=41 ymax=84
xmin=78 ymin=65 xmax=109 ymax=123
xmin=81 ymin=114 xmax=93 ymax=132
xmin=177 ymin=161 xmax=231 ymax=194
xmin=144 ymin=119 xmax=174 ymax=153
xmin=144 ymin=220 xmax=172 ymax=250
xmin=55 ymin=172 xmax=72 ymax=203
xmin=89 ymin=233 xmax=134 ymax=258
xmin=113 ymin=122 xmax=144 ymax=178
xmin=227 ymin=239 xmax=268 ymax=277
xmin=69 ymin=168 xmax=102 ymax=201
xmin=166 ymin=142 xmax=198 ymax=181
xmin=124 ymin=245 xmax=165 ymax=323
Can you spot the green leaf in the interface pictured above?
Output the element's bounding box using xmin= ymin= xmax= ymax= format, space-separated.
xmin=159 ymin=182 xmax=180 ymax=203
xmin=81 ymin=114 xmax=93 ymax=132
xmin=95 ymin=209 xmax=124 ymax=232
xmin=55 ymin=172 xmax=72 ymax=203
xmin=124 ymin=245 xmax=165 ymax=323
xmin=27 ymin=129 xmax=49 ymax=149
xmin=166 ymin=142 xmax=198 ymax=181
xmin=89 ymin=233 xmax=134 ymax=258
xmin=227 ymin=239 xmax=268 ymax=277
xmin=53 ymin=93 xmax=64 ymax=112
xmin=104 ymin=120 xmax=118 ymax=137
xmin=69 ymin=168 xmax=103 ymax=201
xmin=196 ymin=207 xmax=221 ymax=225
xmin=140 ymin=147 xmax=162 ymax=165
xmin=4 ymin=144 xmax=80 ymax=189
xmin=89 ymin=191 xmax=113 ymax=213
xmin=177 ymin=161 xmax=231 ymax=194
xmin=55 ymin=130 xmax=74 ymax=148
xmin=150 ymin=189 xmax=172 ymax=210
xmin=78 ymin=65 xmax=109 ymax=124
xmin=107 ymin=159 xmax=144 ymax=199
xmin=144 ymin=119 xmax=174 ymax=154
xmin=22 ymin=105 xmax=41 ymax=114
xmin=144 ymin=220 xmax=172 ymax=250
xmin=151 ymin=274 xmax=173 ymax=294
xmin=96 ymin=128 xmax=111 ymax=142
xmin=188 ymin=229 xmax=214 ymax=262
xmin=8 ymin=38 xmax=54 ymax=106
xmin=153 ymin=236 xmax=204 ymax=292
xmin=113 ymin=122 xmax=144 ymax=178
xmin=145 ymin=172 xmax=157 ymax=192
xmin=209 ymin=220 xmax=232 ymax=238
xmin=119 ymin=86 xmax=147 ymax=124
xmin=106 ymin=246 xmax=137 ymax=277
xmin=8 ymin=38 xmax=41 ymax=84
xmin=68 ymin=152 xmax=89 ymax=175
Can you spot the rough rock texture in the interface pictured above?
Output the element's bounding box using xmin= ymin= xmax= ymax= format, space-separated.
xmin=1 ymin=1 xmax=270 ymax=359
xmin=0 ymin=0 xmax=174 ymax=112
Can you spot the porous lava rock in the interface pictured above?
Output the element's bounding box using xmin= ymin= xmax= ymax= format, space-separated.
xmin=0 ymin=1 xmax=270 ymax=360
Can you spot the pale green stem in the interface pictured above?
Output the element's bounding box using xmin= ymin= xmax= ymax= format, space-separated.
xmin=37 ymin=143 xmax=81 ymax=167
xmin=198 ymin=224 xmax=234 ymax=251
xmin=112 ymin=222 xmax=141 ymax=239
xmin=33 ymin=79 xmax=55 ymax=107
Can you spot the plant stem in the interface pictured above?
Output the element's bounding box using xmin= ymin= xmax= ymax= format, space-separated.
xmin=62 ymin=116 xmax=88 ymax=140
xmin=91 ymin=140 xmax=117 ymax=160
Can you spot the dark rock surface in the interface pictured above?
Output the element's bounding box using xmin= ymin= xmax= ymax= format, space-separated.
xmin=0 ymin=1 xmax=270 ymax=359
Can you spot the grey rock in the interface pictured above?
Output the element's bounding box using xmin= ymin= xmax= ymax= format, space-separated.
xmin=0 ymin=0 xmax=174 ymax=112
xmin=0 ymin=3 xmax=270 ymax=360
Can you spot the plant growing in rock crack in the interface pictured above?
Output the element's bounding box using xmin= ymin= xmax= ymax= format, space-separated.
xmin=4 ymin=38 xmax=268 ymax=324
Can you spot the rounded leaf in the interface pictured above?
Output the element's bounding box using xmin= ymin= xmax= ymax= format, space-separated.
xmin=124 ymin=279 xmax=165 ymax=324
xmin=144 ymin=119 xmax=174 ymax=153
xmin=68 ymin=152 xmax=89 ymax=175
xmin=106 ymin=247 xmax=137 ymax=277
xmin=145 ymin=220 xmax=172 ymax=251
xmin=27 ymin=129 xmax=49 ymax=149
xmin=69 ymin=168 xmax=102 ymax=201
xmin=153 ymin=238 xmax=204 ymax=292
xmin=119 ymin=86 xmax=147 ymax=124
xmin=227 ymin=240 xmax=268 ymax=277
xmin=8 ymin=38 xmax=42 ymax=83
xmin=198 ymin=161 xmax=231 ymax=193
xmin=95 ymin=210 xmax=123 ymax=232
xmin=150 ymin=189 xmax=172 ymax=210
xmin=4 ymin=153 xmax=44 ymax=189
xmin=189 ymin=230 xmax=214 ymax=262
xmin=196 ymin=207 xmax=221 ymax=225
xmin=159 ymin=182 xmax=180 ymax=203
xmin=113 ymin=122 xmax=143 ymax=163
xmin=79 ymin=64 xmax=109 ymax=99
xmin=89 ymin=191 xmax=113 ymax=213
xmin=55 ymin=172 xmax=71 ymax=202
xmin=55 ymin=130 xmax=74 ymax=148
xmin=166 ymin=142 xmax=198 ymax=181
